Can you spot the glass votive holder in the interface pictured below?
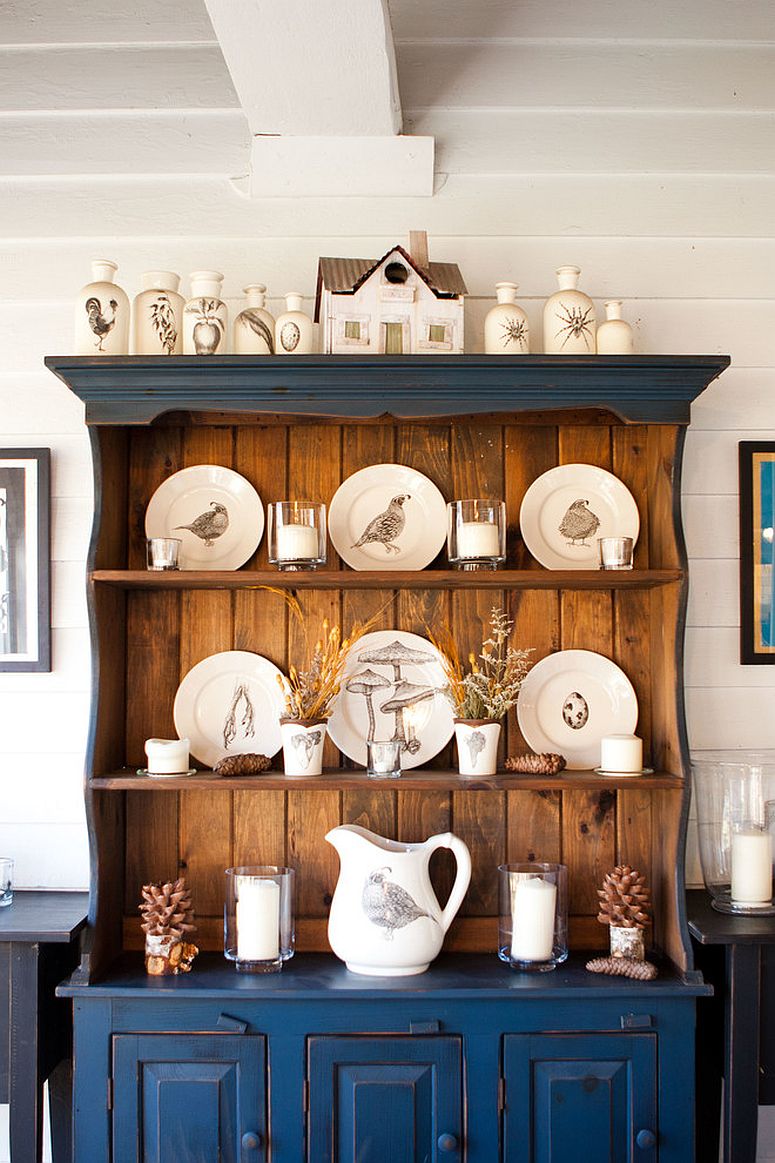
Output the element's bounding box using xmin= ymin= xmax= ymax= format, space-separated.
xmin=224 ymin=866 xmax=295 ymax=973
xmin=366 ymin=739 xmax=402 ymax=779
xmin=146 ymin=537 xmax=182 ymax=571
xmin=498 ymin=862 xmax=568 ymax=972
xmin=597 ymin=536 xmax=634 ymax=570
xmin=268 ymin=501 xmax=326 ymax=571
xmin=0 ymin=858 xmax=13 ymax=907
xmin=447 ymin=499 xmax=506 ymax=570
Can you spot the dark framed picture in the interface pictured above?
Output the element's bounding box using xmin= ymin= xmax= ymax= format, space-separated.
xmin=0 ymin=449 xmax=50 ymax=672
xmin=740 ymin=441 xmax=775 ymax=664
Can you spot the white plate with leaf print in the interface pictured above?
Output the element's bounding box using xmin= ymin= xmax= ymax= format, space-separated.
xmin=173 ymin=650 xmax=285 ymax=768
xmin=145 ymin=464 xmax=264 ymax=570
xmin=328 ymin=464 xmax=447 ymax=571
xmin=517 ymin=649 xmax=638 ymax=770
xmin=519 ymin=463 xmax=639 ymax=570
xmin=328 ymin=630 xmax=454 ymax=768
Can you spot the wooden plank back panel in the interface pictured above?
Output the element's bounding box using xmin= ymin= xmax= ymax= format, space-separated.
xmin=127 ymin=426 xmax=183 ymax=569
xmin=504 ymin=425 xmax=557 ymax=569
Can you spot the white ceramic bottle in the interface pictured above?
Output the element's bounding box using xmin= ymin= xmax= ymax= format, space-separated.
xmin=275 ymin=293 xmax=314 ymax=355
xmin=74 ymin=259 xmax=130 ymax=355
xmin=233 ymin=284 xmax=275 ymax=354
xmin=133 ymin=271 xmax=185 ymax=355
xmin=484 ymin=282 xmax=530 ymax=354
xmin=596 ymin=299 xmax=634 ymax=355
xmin=183 ymin=271 xmax=228 ymax=355
xmin=543 ymin=265 xmax=596 ymax=355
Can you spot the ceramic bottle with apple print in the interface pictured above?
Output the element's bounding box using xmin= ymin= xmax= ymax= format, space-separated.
xmin=183 ymin=271 xmax=228 ymax=355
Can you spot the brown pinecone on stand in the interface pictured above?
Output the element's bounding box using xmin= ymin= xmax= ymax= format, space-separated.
xmin=140 ymin=877 xmax=198 ymax=975
xmin=504 ymin=753 xmax=566 ymax=775
xmin=597 ymin=865 xmax=651 ymax=929
xmin=214 ymin=752 xmax=271 ymax=776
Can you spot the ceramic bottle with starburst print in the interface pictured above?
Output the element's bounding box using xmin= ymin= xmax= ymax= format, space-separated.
xmin=183 ymin=271 xmax=228 ymax=355
xmin=543 ymin=265 xmax=596 ymax=354
xmin=484 ymin=282 xmax=530 ymax=354
xmin=596 ymin=299 xmax=634 ymax=355
xmin=133 ymin=271 xmax=184 ymax=355
xmin=74 ymin=259 xmax=130 ymax=355
xmin=233 ymin=284 xmax=275 ymax=354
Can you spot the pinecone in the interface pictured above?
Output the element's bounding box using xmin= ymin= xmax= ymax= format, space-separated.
xmin=213 ymin=753 xmax=271 ymax=776
xmin=139 ymin=878 xmax=196 ymax=938
xmin=505 ymin=752 xmax=567 ymax=775
xmin=597 ymin=865 xmax=651 ymax=929
xmin=586 ymin=956 xmax=658 ymax=981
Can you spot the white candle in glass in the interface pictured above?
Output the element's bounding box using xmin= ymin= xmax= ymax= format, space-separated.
xmin=144 ymin=737 xmax=189 ymax=774
xmin=600 ymin=734 xmax=643 ymax=773
xmin=457 ymin=521 xmax=500 ymax=559
xmin=510 ymin=876 xmax=557 ymax=961
xmin=277 ymin=523 xmax=318 ymax=561
xmin=236 ymin=876 xmax=280 ymax=960
xmin=731 ymin=829 xmax=773 ymax=904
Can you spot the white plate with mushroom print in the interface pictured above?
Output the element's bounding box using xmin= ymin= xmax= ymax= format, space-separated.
xmin=517 ymin=649 xmax=638 ymax=770
xmin=145 ymin=464 xmax=264 ymax=570
xmin=328 ymin=464 xmax=447 ymax=571
xmin=173 ymin=650 xmax=286 ymax=768
xmin=519 ymin=463 xmax=639 ymax=570
xmin=328 ymin=630 xmax=454 ymax=769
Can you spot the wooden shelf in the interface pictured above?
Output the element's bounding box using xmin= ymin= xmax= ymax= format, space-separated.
xmin=91 ymin=767 xmax=684 ymax=792
xmin=91 ymin=568 xmax=683 ymax=591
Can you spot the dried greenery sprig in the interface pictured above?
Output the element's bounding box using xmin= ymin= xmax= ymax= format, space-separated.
xmin=428 ymin=608 xmax=533 ymax=721
xmin=278 ymin=609 xmax=381 ymax=722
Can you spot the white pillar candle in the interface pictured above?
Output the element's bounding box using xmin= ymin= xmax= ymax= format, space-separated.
xmin=276 ymin=523 xmax=318 ymax=561
xmin=457 ymin=521 xmax=500 ymax=558
xmin=511 ymin=876 xmax=557 ymax=961
xmin=144 ymin=737 xmax=189 ymax=774
xmin=236 ymin=876 xmax=280 ymax=960
xmin=731 ymin=829 xmax=773 ymax=904
xmin=600 ymin=734 xmax=643 ymax=773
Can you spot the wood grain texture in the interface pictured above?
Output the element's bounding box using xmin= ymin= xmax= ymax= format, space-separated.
xmin=233 ymin=789 xmax=286 ymax=867
xmin=504 ymin=424 xmax=557 ymax=568
xmin=507 ymin=789 xmax=562 ymax=864
xmin=127 ymin=426 xmax=182 ymax=569
xmin=613 ymin=425 xmax=650 ymax=569
xmin=288 ymin=790 xmax=340 ymax=921
xmin=562 ymin=789 xmax=617 ymax=916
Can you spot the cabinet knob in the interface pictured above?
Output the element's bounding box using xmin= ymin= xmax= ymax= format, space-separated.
xmin=636 ymin=1129 xmax=657 ymax=1149
xmin=437 ymin=1132 xmax=458 ymax=1152
xmin=242 ymin=1131 xmax=262 ymax=1150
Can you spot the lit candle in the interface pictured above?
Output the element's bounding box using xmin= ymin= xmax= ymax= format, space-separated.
xmin=144 ymin=737 xmax=189 ymax=774
xmin=731 ymin=829 xmax=773 ymax=905
xmin=236 ymin=876 xmax=280 ymax=960
xmin=511 ymin=876 xmax=557 ymax=961
xmin=457 ymin=521 xmax=500 ymax=559
xmin=276 ymin=523 xmax=318 ymax=561
xmin=600 ymin=734 xmax=643 ymax=773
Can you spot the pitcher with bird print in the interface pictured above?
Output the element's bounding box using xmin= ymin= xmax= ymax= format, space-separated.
xmin=74 ymin=259 xmax=129 ymax=355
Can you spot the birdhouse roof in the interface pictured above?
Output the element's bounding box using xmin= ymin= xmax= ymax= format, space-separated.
xmin=314 ymin=245 xmax=467 ymax=321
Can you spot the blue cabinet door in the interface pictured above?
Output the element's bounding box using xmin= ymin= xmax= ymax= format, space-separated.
xmin=308 ymin=1034 xmax=463 ymax=1163
xmin=112 ymin=1033 xmax=266 ymax=1163
xmin=503 ymin=1033 xmax=658 ymax=1163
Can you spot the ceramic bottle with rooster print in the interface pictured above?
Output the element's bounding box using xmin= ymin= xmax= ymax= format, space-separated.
xmin=542 ymin=265 xmax=596 ymax=355
xmin=133 ymin=271 xmax=184 ymax=355
xmin=233 ymin=284 xmax=275 ymax=354
xmin=183 ymin=271 xmax=228 ymax=355
xmin=275 ymin=293 xmax=314 ymax=355
xmin=74 ymin=259 xmax=130 ymax=355
xmin=484 ymin=282 xmax=530 ymax=354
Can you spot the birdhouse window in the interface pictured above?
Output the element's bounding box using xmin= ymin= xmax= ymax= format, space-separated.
xmin=335 ymin=314 xmax=369 ymax=346
xmin=384 ymin=262 xmax=409 ymax=285
xmin=419 ymin=317 xmax=454 ymax=351
xmin=344 ymin=321 xmax=361 ymax=340
xmin=428 ymin=324 xmax=446 ymax=343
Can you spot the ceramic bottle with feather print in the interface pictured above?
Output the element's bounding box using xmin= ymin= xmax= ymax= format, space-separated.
xmin=133 ymin=271 xmax=184 ymax=355
xmin=183 ymin=271 xmax=228 ymax=355
xmin=74 ymin=259 xmax=129 ymax=355
xmin=233 ymin=284 xmax=275 ymax=354
xmin=543 ymin=265 xmax=596 ymax=355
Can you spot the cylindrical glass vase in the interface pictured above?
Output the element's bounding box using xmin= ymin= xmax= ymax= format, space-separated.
xmin=447 ymin=499 xmax=506 ymax=570
xmin=692 ymin=751 xmax=775 ymax=914
xmin=224 ymin=866 xmax=295 ymax=972
xmin=498 ymin=863 xmax=568 ymax=971
xmin=268 ymin=501 xmax=327 ymax=570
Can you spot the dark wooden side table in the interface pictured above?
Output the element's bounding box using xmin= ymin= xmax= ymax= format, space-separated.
xmin=0 ymin=891 xmax=87 ymax=1163
xmin=688 ymin=887 xmax=775 ymax=1163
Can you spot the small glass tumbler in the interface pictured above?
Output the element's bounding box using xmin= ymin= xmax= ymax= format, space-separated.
xmin=447 ymin=499 xmax=506 ymax=570
xmin=224 ymin=866 xmax=295 ymax=973
xmin=268 ymin=502 xmax=327 ymax=571
xmin=146 ymin=537 xmax=182 ymax=571
xmin=0 ymin=858 xmax=12 ymax=907
xmin=498 ymin=862 xmax=568 ymax=972
xmin=597 ymin=536 xmax=634 ymax=570
xmin=366 ymin=740 xmax=402 ymax=779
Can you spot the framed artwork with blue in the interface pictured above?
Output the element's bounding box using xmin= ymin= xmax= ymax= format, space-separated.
xmin=740 ymin=441 xmax=775 ymax=664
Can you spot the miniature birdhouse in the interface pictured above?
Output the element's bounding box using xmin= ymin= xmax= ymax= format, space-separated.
xmin=314 ymin=231 xmax=467 ymax=355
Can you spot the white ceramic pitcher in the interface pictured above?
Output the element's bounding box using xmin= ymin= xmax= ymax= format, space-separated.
xmin=326 ymin=824 xmax=472 ymax=976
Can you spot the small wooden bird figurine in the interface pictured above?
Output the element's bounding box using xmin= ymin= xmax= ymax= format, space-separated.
xmin=362 ymin=867 xmax=435 ymax=939
xmin=558 ymin=498 xmax=600 ymax=547
xmin=352 ymin=494 xmax=410 ymax=554
xmin=175 ymin=501 xmax=229 ymax=547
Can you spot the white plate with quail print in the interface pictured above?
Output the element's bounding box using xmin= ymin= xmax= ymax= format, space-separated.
xmin=517 ymin=649 xmax=638 ymax=770
xmin=173 ymin=650 xmax=286 ymax=768
xmin=328 ymin=464 xmax=447 ymax=571
xmin=519 ymin=463 xmax=639 ymax=570
xmin=145 ymin=464 xmax=264 ymax=570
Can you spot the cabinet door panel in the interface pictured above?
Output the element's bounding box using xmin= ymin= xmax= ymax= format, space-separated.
xmin=308 ymin=1034 xmax=462 ymax=1163
xmin=503 ymin=1033 xmax=657 ymax=1163
xmin=113 ymin=1033 xmax=266 ymax=1163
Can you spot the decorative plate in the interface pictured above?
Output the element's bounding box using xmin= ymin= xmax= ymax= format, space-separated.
xmin=173 ymin=650 xmax=286 ymax=768
xmin=145 ymin=464 xmax=264 ymax=570
xmin=517 ymin=649 xmax=638 ymax=770
xmin=328 ymin=464 xmax=447 ymax=571
xmin=519 ymin=463 xmax=640 ymax=570
xmin=328 ymin=630 xmax=454 ymax=768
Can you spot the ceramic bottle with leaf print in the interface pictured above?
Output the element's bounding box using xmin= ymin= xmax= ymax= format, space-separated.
xmin=74 ymin=259 xmax=130 ymax=355
xmin=275 ymin=293 xmax=314 ymax=355
xmin=233 ymin=284 xmax=275 ymax=354
xmin=484 ymin=282 xmax=530 ymax=354
xmin=543 ymin=265 xmax=596 ymax=355
xmin=133 ymin=271 xmax=184 ymax=355
xmin=183 ymin=271 xmax=228 ymax=355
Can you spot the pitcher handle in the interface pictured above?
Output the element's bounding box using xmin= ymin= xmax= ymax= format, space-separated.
xmin=426 ymin=832 xmax=472 ymax=935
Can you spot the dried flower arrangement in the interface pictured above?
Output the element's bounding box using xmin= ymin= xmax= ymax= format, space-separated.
xmin=278 ymin=612 xmax=378 ymax=723
xmin=428 ymin=608 xmax=533 ymax=721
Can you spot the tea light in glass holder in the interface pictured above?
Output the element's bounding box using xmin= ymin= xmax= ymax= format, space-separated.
xmin=447 ymin=499 xmax=506 ymax=570
xmin=597 ymin=536 xmax=634 ymax=570
xmin=146 ymin=537 xmax=182 ymax=571
xmin=268 ymin=502 xmax=326 ymax=571
xmin=366 ymin=739 xmax=402 ymax=780
xmin=224 ymin=866 xmax=295 ymax=973
xmin=498 ymin=862 xmax=568 ymax=972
